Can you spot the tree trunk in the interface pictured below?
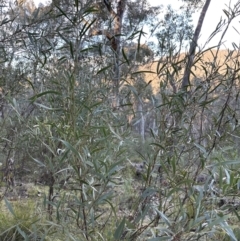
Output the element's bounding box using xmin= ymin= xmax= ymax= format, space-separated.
xmin=181 ymin=0 xmax=211 ymax=90
xmin=139 ymin=99 xmax=145 ymax=141
xmin=0 ymin=88 xmax=5 ymax=119
xmin=112 ymin=0 xmax=126 ymax=108
xmin=90 ymin=0 xmax=126 ymax=108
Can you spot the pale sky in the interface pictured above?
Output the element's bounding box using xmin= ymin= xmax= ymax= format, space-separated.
xmin=149 ymin=0 xmax=240 ymax=49
xmin=33 ymin=0 xmax=240 ymax=50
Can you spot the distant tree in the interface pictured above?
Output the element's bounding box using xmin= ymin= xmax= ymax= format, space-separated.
xmin=154 ymin=5 xmax=193 ymax=57
xmin=88 ymin=0 xmax=160 ymax=107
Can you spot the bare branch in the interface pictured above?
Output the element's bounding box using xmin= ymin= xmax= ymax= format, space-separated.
xmin=181 ymin=0 xmax=211 ymax=90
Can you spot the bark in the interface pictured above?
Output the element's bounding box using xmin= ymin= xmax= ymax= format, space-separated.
xmin=0 ymin=88 xmax=5 ymax=119
xmin=104 ymin=0 xmax=126 ymax=107
xmin=89 ymin=0 xmax=126 ymax=108
xmin=181 ymin=0 xmax=211 ymax=90
xmin=138 ymin=98 xmax=145 ymax=141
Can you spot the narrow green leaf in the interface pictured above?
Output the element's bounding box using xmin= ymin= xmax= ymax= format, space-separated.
xmin=171 ymin=157 xmax=176 ymax=175
xmin=4 ymin=198 xmax=15 ymax=216
xmin=60 ymin=140 xmax=82 ymax=160
xmin=74 ymin=0 xmax=79 ymax=11
xmin=131 ymin=70 xmax=155 ymax=75
xmin=97 ymin=65 xmax=112 ymax=74
xmin=107 ymin=124 xmax=123 ymax=141
xmin=105 ymin=199 xmax=117 ymax=217
xmin=25 ymin=78 xmax=35 ymax=91
xmin=122 ymin=48 xmax=129 ymax=65
xmin=29 ymin=90 xmax=61 ymax=102
xmin=79 ymin=18 xmax=96 ymax=38
xmin=114 ymin=217 xmax=125 ymax=240
xmin=34 ymin=103 xmax=62 ymax=111
xmin=150 ymin=142 xmax=165 ymax=149
xmin=208 ymin=160 xmax=240 ymax=167
xmin=194 ymin=143 xmax=207 ymax=155
xmin=17 ymin=226 xmax=28 ymax=240
xmin=83 ymin=6 xmax=99 ymax=15
xmin=70 ymin=41 xmax=74 ymax=58
xmin=55 ymin=5 xmax=74 ymax=24
xmin=27 ymin=32 xmax=34 ymax=45
xmin=32 ymin=158 xmax=46 ymax=167
xmin=126 ymin=85 xmax=138 ymax=96
xmin=220 ymin=222 xmax=237 ymax=241
xmin=96 ymin=192 xmax=113 ymax=204
xmin=57 ymin=31 xmax=70 ymax=44
xmin=223 ymin=9 xmax=230 ymax=18
xmin=199 ymin=97 xmax=219 ymax=107
xmin=156 ymin=210 xmax=171 ymax=226
xmin=0 ymin=18 xmax=12 ymax=25
xmin=232 ymin=208 xmax=240 ymax=221
xmin=40 ymin=52 xmax=47 ymax=67
xmin=80 ymin=47 xmax=93 ymax=53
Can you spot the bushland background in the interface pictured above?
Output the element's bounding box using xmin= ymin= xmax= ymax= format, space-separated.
xmin=1 ymin=0 xmax=240 ymax=240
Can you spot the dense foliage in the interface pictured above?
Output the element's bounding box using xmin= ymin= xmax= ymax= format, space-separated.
xmin=1 ymin=0 xmax=240 ymax=240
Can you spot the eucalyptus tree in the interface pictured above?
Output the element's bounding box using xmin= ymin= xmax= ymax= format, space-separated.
xmin=181 ymin=0 xmax=211 ymax=89
xmin=83 ymin=0 xmax=160 ymax=107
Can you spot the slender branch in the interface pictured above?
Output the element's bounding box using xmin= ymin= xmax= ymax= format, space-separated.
xmin=103 ymin=0 xmax=117 ymax=18
xmin=181 ymin=0 xmax=211 ymax=90
xmin=207 ymin=69 xmax=237 ymax=156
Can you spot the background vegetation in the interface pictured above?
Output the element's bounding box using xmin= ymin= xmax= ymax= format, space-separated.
xmin=1 ymin=0 xmax=240 ymax=240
